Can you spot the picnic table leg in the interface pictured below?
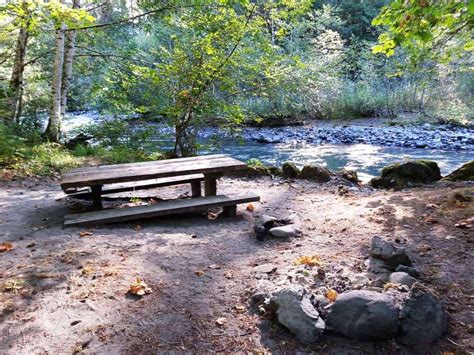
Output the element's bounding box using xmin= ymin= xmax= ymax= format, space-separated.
xmin=190 ymin=180 xmax=201 ymax=197
xmin=204 ymin=173 xmax=218 ymax=196
xmin=90 ymin=185 xmax=103 ymax=210
xmin=222 ymin=205 xmax=237 ymax=217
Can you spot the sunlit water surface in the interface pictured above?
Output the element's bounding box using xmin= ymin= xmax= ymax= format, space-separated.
xmin=199 ymin=140 xmax=474 ymax=182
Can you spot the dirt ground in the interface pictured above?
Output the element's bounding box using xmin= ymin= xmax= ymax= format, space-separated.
xmin=0 ymin=176 xmax=473 ymax=354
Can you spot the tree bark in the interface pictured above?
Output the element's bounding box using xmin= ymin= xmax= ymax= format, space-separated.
xmin=60 ymin=0 xmax=81 ymax=120
xmin=7 ymin=27 xmax=28 ymax=124
xmin=46 ymin=23 xmax=66 ymax=142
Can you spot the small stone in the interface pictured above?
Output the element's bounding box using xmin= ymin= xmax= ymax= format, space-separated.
xmin=398 ymin=284 xmax=448 ymax=345
xmin=253 ymin=263 xmax=278 ymax=274
xmin=370 ymin=236 xmax=412 ymax=269
xmin=395 ymin=265 xmax=419 ymax=277
xmin=326 ymin=290 xmax=399 ymax=340
xmin=269 ymin=224 xmax=301 ymax=238
xmin=365 ymin=258 xmax=391 ymax=280
xmin=271 ymin=286 xmax=325 ymax=344
xmin=389 ymin=272 xmax=417 ymax=288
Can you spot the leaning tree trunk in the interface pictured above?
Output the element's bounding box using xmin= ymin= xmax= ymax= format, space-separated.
xmin=46 ymin=24 xmax=66 ymax=142
xmin=7 ymin=27 xmax=28 ymax=124
xmin=60 ymin=0 xmax=80 ymax=120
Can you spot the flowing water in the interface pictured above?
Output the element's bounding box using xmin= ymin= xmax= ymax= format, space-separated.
xmin=64 ymin=113 xmax=474 ymax=182
xmin=199 ymin=140 xmax=474 ymax=181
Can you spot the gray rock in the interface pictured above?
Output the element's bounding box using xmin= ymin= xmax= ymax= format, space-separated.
xmin=365 ymin=257 xmax=391 ymax=280
xmin=271 ymin=286 xmax=325 ymax=343
xmin=395 ymin=265 xmax=420 ymax=277
xmin=261 ymin=215 xmax=277 ymax=224
xmin=398 ymin=284 xmax=448 ymax=345
xmin=370 ymin=236 xmax=412 ymax=269
xmin=269 ymin=224 xmax=301 ymax=238
xmin=253 ymin=263 xmax=278 ymax=274
xmin=326 ymin=290 xmax=399 ymax=340
xmin=389 ymin=272 xmax=417 ymax=288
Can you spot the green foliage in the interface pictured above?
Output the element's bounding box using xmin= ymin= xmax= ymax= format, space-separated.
xmin=372 ymin=0 xmax=474 ymax=63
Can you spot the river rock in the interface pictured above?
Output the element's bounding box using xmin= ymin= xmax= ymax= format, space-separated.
xmin=298 ymin=165 xmax=331 ymax=182
xmin=326 ymin=290 xmax=399 ymax=340
xmin=338 ymin=169 xmax=359 ymax=184
xmin=442 ymin=160 xmax=474 ymax=181
xmin=395 ymin=265 xmax=420 ymax=278
xmin=269 ymin=224 xmax=301 ymax=238
xmin=398 ymin=284 xmax=448 ymax=345
xmin=271 ymin=286 xmax=325 ymax=343
xmin=365 ymin=258 xmax=391 ymax=280
xmin=389 ymin=272 xmax=417 ymax=288
xmin=370 ymin=236 xmax=412 ymax=269
xmin=370 ymin=160 xmax=441 ymax=190
xmin=282 ymin=162 xmax=300 ymax=179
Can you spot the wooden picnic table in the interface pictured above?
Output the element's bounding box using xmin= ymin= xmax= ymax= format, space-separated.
xmin=60 ymin=154 xmax=260 ymax=226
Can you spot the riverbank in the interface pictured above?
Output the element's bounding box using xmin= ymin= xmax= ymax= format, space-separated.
xmin=0 ymin=176 xmax=472 ymax=353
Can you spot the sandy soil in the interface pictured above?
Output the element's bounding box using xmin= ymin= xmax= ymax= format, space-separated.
xmin=0 ymin=176 xmax=472 ymax=354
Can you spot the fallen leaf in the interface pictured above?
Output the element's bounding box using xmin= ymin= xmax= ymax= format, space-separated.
xmin=383 ymin=282 xmax=399 ymax=291
xmin=79 ymin=231 xmax=93 ymax=237
xmin=215 ymin=317 xmax=227 ymax=326
xmin=326 ymin=288 xmax=338 ymax=302
xmin=293 ymin=255 xmax=323 ymax=267
xmin=246 ymin=203 xmax=254 ymax=212
xmin=134 ymin=224 xmax=142 ymax=231
xmin=234 ymin=305 xmax=246 ymax=313
xmin=0 ymin=242 xmax=13 ymax=252
xmin=128 ymin=277 xmax=152 ymax=296
xmin=195 ymin=270 xmax=205 ymax=277
xmin=208 ymin=264 xmax=221 ymax=269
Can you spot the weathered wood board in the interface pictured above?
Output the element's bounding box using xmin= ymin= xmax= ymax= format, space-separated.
xmin=64 ymin=193 xmax=260 ymax=227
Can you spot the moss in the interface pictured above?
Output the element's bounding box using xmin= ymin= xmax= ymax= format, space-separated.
xmin=298 ymin=165 xmax=331 ymax=182
xmin=371 ymin=160 xmax=441 ymax=190
xmin=282 ymin=161 xmax=300 ymax=178
xmin=442 ymin=161 xmax=474 ymax=181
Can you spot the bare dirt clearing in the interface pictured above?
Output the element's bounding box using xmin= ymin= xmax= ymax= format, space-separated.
xmin=0 ymin=177 xmax=472 ymax=354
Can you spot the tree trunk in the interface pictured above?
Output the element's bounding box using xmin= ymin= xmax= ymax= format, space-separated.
xmin=7 ymin=27 xmax=28 ymax=124
xmin=46 ymin=23 xmax=66 ymax=142
xmin=60 ymin=0 xmax=80 ymax=120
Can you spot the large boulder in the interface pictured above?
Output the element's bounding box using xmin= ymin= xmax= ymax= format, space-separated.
xmin=398 ymin=284 xmax=448 ymax=345
xmin=282 ymin=162 xmax=300 ymax=179
xmin=442 ymin=160 xmax=474 ymax=181
xmin=370 ymin=160 xmax=441 ymax=190
xmin=271 ymin=286 xmax=325 ymax=344
xmin=370 ymin=236 xmax=412 ymax=269
xmin=326 ymin=290 xmax=399 ymax=340
xmin=298 ymin=165 xmax=331 ymax=182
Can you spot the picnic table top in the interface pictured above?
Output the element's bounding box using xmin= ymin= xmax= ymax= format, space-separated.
xmin=60 ymin=154 xmax=247 ymax=190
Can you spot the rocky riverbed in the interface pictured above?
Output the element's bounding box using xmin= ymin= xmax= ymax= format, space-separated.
xmin=242 ymin=122 xmax=474 ymax=151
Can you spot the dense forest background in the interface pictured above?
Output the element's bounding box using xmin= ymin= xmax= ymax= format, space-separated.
xmin=0 ymin=0 xmax=473 ymax=170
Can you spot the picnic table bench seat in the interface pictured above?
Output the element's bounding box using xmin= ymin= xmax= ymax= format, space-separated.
xmin=65 ymin=174 xmax=205 ymax=199
xmin=64 ymin=193 xmax=260 ymax=226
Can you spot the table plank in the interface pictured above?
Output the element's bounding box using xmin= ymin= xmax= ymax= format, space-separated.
xmin=64 ymin=193 xmax=260 ymax=226
xmin=66 ymin=154 xmax=228 ymax=174
xmin=61 ymin=155 xmax=247 ymax=190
